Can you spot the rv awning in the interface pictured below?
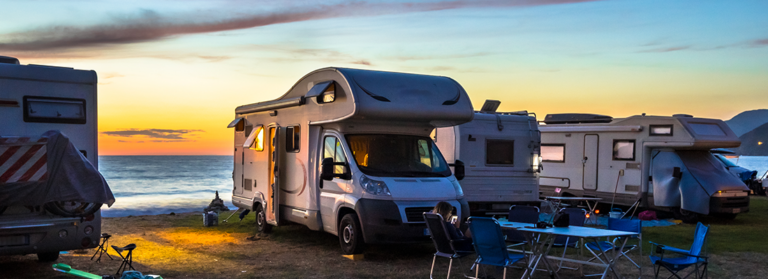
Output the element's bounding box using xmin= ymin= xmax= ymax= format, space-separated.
xmin=539 ymin=125 xmax=643 ymax=133
xmin=227 ymin=118 xmax=244 ymax=128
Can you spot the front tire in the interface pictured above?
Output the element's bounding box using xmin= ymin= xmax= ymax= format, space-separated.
xmin=254 ymin=204 xmax=272 ymax=234
xmin=37 ymin=252 xmax=59 ymax=262
xmin=338 ymin=213 xmax=364 ymax=255
xmin=673 ymin=208 xmax=699 ymax=224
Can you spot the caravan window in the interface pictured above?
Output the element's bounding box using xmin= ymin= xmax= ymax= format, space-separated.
xmin=613 ymin=140 xmax=635 ymax=161
xmin=346 ymin=134 xmax=451 ymax=177
xmin=323 ymin=136 xmax=348 ymax=174
xmin=541 ymin=144 xmax=565 ymax=162
xmin=244 ymin=126 xmax=264 ymax=151
xmin=286 ymin=126 xmax=300 ymax=152
xmin=23 ymin=96 xmax=86 ymax=124
xmin=649 ymin=125 xmax=673 ymax=136
xmin=486 ymin=140 xmax=514 ymax=165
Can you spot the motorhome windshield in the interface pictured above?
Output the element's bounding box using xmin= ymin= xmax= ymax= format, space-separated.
xmin=346 ymin=134 xmax=452 ymax=177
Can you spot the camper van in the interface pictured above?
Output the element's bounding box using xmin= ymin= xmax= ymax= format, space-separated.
xmin=228 ymin=68 xmax=474 ymax=254
xmin=539 ymin=113 xmax=750 ymax=222
xmin=433 ymin=100 xmax=540 ymax=215
xmin=0 ymin=56 xmax=107 ymax=261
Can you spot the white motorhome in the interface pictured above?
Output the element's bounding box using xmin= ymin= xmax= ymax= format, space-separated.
xmin=228 ymin=68 xmax=474 ymax=254
xmin=433 ymin=100 xmax=540 ymax=215
xmin=0 ymin=56 xmax=105 ymax=261
xmin=539 ymin=113 xmax=750 ymax=222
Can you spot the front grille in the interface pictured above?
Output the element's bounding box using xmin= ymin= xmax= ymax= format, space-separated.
xmin=404 ymin=207 xmax=434 ymax=222
xmin=722 ymin=202 xmax=749 ymax=208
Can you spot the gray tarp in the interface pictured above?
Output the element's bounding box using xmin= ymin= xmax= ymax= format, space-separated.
xmin=0 ymin=130 xmax=114 ymax=207
xmin=652 ymin=150 xmax=747 ymax=215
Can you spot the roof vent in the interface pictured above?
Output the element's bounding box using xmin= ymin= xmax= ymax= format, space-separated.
xmin=543 ymin=113 xmax=613 ymax=124
xmin=0 ymin=56 xmax=20 ymax=65
xmin=480 ymin=100 xmax=501 ymax=113
xmin=673 ymin=114 xmax=693 ymax=118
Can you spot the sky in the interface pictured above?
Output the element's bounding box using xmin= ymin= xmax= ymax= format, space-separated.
xmin=2 ymin=0 xmax=767 ymax=155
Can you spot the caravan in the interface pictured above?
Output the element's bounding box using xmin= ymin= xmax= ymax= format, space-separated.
xmin=538 ymin=113 xmax=749 ymax=222
xmin=0 ymin=56 xmax=111 ymax=261
xmin=228 ymin=68 xmax=474 ymax=254
xmin=433 ymin=100 xmax=541 ymax=215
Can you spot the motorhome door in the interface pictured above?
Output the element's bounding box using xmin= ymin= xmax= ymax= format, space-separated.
xmin=583 ymin=135 xmax=599 ymax=191
xmin=267 ymin=126 xmax=284 ymax=226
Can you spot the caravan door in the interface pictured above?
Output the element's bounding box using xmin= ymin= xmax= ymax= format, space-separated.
xmin=582 ymin=134 xmax=599 ymax=192
xmin=267 ymin=126 xmax=284 ymax=226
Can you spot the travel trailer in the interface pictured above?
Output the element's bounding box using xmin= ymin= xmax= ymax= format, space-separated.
xmin=228 ymin=68 xmax=474 ymax=254
xmin=433 ymin=100 xmax=540 ymax=215
xmin=1 ymin=56 xmax=112 ymax=261
xmin=539 ymin=113 xmax=750 ymax=222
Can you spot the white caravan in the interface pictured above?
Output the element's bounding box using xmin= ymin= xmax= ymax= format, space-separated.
xmin=433 ymin=100 xmax=540 ymax=215
xmin=228 ymin=68 xmax=474 ymax=254
xmin=0 ymin=56 xmax=105 ymax=261
xmin=539 ymin=113 xmax=749 ymax=222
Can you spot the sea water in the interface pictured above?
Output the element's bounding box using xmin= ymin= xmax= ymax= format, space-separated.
xmin=98 ymin=156 xmax=235 ymax=217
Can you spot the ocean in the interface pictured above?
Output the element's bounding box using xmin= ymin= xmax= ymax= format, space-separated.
xmin=99 ymin=156 xmax=235 ymax=217
xmin=97 ymin=155 xmax=768 ymax=218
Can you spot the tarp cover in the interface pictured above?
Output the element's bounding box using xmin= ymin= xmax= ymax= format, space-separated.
xmin=0 ymin=130 xmax=114 ymax=207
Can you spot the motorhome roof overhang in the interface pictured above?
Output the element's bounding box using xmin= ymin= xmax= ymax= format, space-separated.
xmin=236 ymin=96 xmax=306 ymax=115
xmin=539 ymin=125 xmax=643 ymax=133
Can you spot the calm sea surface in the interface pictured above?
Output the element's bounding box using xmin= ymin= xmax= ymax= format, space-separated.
xmin=97 ymin=155 xmax=768 ymax=217
xmin=99 ymin=156 xmax=235 ymax=217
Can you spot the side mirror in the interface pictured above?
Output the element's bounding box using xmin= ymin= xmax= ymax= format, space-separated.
xmin=454 ymin=160 xmax=465 ymax=181
xmin=672 ymin=167 xmax=682 ymax=179
xmin=321 ymin=158 xmax=334 ymax=181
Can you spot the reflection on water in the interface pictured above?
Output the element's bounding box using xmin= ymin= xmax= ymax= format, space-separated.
xmin=98 ymin=156 xmax=235 ymax=217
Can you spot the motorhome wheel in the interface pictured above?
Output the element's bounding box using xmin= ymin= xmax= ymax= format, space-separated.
xmin=37 ymin=252 xmax=60 ymax=262
xmin=44 ymin=201 xmax=101 ymax=218
xmin=339 ymin=213 xmax=364 ymax=255
xmin=254 ymin=204 xmax=272 ymax=233
xmin=673 ymin=208 xmax=699 ymax=224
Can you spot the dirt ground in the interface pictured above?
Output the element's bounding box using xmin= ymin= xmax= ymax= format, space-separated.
xmin=2 ymin=212 xmax=768 ymax=279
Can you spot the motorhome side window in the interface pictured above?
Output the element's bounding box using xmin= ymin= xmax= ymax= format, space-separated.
xmin=323 ymin=136 xmax=347 ymax=174
xmin=244 ymin=126 xmax=265 ymax=151
xmin=286 ymin=126 xmax=300 ymax=152
xmin=23 ymin=96 xmax=86 ymax=124
xmin=541 ymin=144 xmax=565 ymax=163
xmin=486 ymin=139 xmax=514 ymax=165
xmin=649 ymin=125 xmax=673 ymax=136
xmin=613 ymin=140 xmax=635 ymax=161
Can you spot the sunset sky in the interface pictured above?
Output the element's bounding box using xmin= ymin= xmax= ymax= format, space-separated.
xmin=2 ymin=0 xmax=767 ymax=155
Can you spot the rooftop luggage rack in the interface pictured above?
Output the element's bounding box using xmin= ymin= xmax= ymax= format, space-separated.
xmin=543 ymin=113 xmax=613 ymax=124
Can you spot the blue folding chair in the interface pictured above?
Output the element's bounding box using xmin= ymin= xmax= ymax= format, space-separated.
xmin=585 ymin=218 xmax=643 ymax=278
xmin=551 ymin=207 xmax=587 ymax=271
xmin=468 ymin=217 xmax=529 ymax=279
xmin=649 ymin=222 xmax=709 ymax=279
xmin=505 ymin=205 xmax=540 ymax=251
xmin=424 ymin=212 xmax=473 ymax=279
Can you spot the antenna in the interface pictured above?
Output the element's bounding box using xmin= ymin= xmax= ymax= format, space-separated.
xmin=480 ymin=100 xmax=501 ymax=113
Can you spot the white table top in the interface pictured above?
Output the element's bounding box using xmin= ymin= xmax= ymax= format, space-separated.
xmin=545 ymin=196 xmax=603 ymax=201
xmin=498 ymin=221 xmax=637 ymax=238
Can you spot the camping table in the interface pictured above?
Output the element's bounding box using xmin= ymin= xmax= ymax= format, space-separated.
xmin=545 ymin=196 xmax=603 ymax=225
xmin=499 ymin=221 xmax=638 ymax=279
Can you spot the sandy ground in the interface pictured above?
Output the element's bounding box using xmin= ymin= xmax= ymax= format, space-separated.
xmin=2 ymin=212 xmax=768 ymax=279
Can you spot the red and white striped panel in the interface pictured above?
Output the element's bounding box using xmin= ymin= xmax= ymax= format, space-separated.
xmin=0 ymin=136 xmax=49 ymax=183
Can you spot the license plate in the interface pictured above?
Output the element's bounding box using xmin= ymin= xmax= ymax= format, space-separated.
xmin=732 ymin=208 xmax=741 ymax=213
xmin=424 ymin=228 xmax=430 ymax=236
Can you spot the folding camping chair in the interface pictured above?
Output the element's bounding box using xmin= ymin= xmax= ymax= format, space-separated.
xmin=424 ymin=212 xmax=474 ymax=279
xmin=551 ymin=207 xmax=587 ymax=272
xmin=111 ymin=243 xmax=137 ymax=275
xmin=91 ymin=233 xmax=113 ymax=262
xmin=505 ymin=205 xmax=540 ymax=252
xmin=585 ymin=218 xmax=642 ymax=278
xmin=468 ymin=217 xmax=529 ymax=279
xmin=649 ymin=222 xmax=709 ymax=279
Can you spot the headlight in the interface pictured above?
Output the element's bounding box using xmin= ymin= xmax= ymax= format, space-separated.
xmin=361 ymin=175 xmax=391 ymax=196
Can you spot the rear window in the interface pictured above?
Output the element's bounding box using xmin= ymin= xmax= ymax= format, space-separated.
xmin=486 ymin=139 xmax=514 ymax=165
xmin=24 ymin=96 xmax=86 ymax=124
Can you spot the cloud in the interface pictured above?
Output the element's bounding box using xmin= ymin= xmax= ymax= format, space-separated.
xmin=102 ymin=129 xmax=204 ymax=139
xmin=639 ymin=46 xmax=691 ymax=53
xmin=750 ymin=38 xmax=768 ymax=47
xmin=350 ymin=60 xmax=372 ymax=66
xmin=0 ymin=0 xmax=600 ymax=52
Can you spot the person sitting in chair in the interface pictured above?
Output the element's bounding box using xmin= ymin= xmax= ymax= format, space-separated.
xmin=432 ymin=201 xmax=473 ymax=251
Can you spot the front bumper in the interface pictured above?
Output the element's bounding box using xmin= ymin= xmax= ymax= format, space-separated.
xmin=709 ymin=196 xmax=749 ymax=214
xmin=354 ymin=198 xmax=468 ymax=244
